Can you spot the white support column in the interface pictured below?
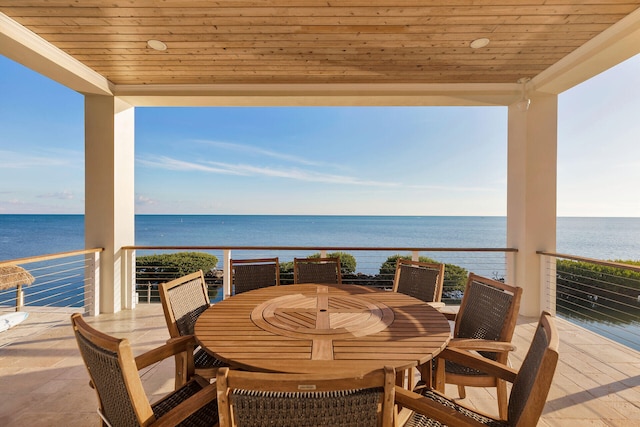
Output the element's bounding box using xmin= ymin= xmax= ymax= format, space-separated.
xmin=85 ymin=95 xmax=135 ymax=314
xmin=506 ymin=91 xmax=558 ymax=316
xmin=223 ymin=249 xmax=232 ymax=299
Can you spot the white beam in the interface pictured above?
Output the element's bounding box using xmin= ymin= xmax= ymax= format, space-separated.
xmin=115 ymin=82 xmax=522 ymax=107
xmin=0 ymin=12 xmax=112 ymax=96
xmin=533 ymin=7 xmax=640 ymax=95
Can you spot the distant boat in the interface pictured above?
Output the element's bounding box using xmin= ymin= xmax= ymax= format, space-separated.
xmin=0 ymin=312 xmax=28 ymax=333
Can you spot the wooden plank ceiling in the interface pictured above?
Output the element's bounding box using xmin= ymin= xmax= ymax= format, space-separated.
xmin=1 ymin=0 xmax=639 ymax=86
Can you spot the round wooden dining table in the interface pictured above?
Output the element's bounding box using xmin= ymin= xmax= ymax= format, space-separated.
xmin=195 ymin=283 xmax=451 ymax=376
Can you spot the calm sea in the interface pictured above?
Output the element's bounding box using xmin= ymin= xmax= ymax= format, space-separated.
xmin=1 ymin=214 xmax=639 ymax=350
xmin=2 ymin=214 xmax=639 ymax=262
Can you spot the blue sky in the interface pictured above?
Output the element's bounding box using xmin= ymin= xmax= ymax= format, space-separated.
xmin=1 ymin=53 xmax=639 ymax=216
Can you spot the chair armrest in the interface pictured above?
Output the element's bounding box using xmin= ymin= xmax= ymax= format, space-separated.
xmin=447 ymin=338 xmax=516 ymax=352
xmin=135 ymin=335 xmax=196 ymax=370
xmin=439 ymin=311 xmax=457 ymax=321
xmin=439 ymin=347 xmax=518 ymax=383
xmin=153 ymin=378 xmax=218 ymax=427
xmin=395 ymin=387 xmax=487 ymax=427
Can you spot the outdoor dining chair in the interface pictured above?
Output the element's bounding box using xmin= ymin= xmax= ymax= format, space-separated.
xmin=433 ymin=273 xmax=523 ymax=420
xmin=293 ymin=257 xmax=342 ymax=284
xmin=159 ymin=270 xmax=227 ymax=388
xmin=392 ymin=258 xmax=445 ymax=304
xmin=71 ymin=313 xmax=219 ymax=427
xmin=396 ymin=311 xmax=559 ymax=427
xmin=216 ymin=365 xmax=395 ymax=427
xmin=230 ymin=257 xmax=280 ymax=295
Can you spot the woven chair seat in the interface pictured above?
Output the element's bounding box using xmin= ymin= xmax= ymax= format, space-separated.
xmin=231 ymin=388 xmax=383 ymax=427
xmin=194 ymin=347 xmax=228 ymax=369
xmin=403 ymin=388 xmax=508 ymax=427
xmin=152 ymin=379 xmax=219 ymax=426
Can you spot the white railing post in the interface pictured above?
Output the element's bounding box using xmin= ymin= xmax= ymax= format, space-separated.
xmin=85 ymin=251 xmax=100 ymax=316
xmin=320 ymin=249 xmax=328 ymax=258
xmin=540 ymin=254 xmax=557 ymax=315
xmin=411 ymin=251 xmax=419 ymax=261
xmin=223 ymin=249 xmax=232 ymax=299
xmin=123 ymin=248 xmax=137 ymax=309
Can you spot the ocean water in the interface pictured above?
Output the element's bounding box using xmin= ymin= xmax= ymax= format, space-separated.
xmin=1 ymin=214 xmax=639 ymax=262
xmin=1 ymin=214 xmax=639 ymax=350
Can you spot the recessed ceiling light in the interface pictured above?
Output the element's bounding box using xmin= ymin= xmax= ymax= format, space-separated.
xmin=470 ymin=38 xmax=490 ymax=49
xmin=147 ymin=39 xmax=167 ymax=51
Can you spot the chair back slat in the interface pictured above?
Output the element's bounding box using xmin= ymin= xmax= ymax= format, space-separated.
xmin=446 ymin=273 xmax=522 ymax=382
xmin=74 ymin=332 xmax=140 ymax=426
xmin=159 ymin=271 xmax=210 ymax=338
xmin=231 ymin=258 xmax=280 ymax=295
xmin=230 ymin=388 xmax=383 ymax=426
xmin=71 ymin=313 xmax=153 ymax=426
xmin=217 ymin=365 xmax=395 ymax=427
xmin=456 ymin=279 xmax=515 ymax=343
xmin=393 ymin=259 xmax=444 ymax=303
xmin=508 ymin=312 xmax=559 ymax=427
xmin=294 ymin=257 xmax=342 ymax=284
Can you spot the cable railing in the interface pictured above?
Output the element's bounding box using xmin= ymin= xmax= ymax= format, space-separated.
xmin=538 ymin=251 xmax=640 ymax=351
xmin=124 ymin=245 xmax=516 ymax=305
xmin=0 ymin=249 xmax=102 ymax=316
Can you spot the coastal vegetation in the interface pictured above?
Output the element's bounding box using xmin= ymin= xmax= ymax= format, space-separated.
xmin=556 ymin=259 xmax=640 ymax=312
xmin=136 ymin=252 xmax=219 ymax=285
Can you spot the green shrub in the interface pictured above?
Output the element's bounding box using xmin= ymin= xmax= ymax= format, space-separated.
xmin=136 ymin=251 xmax=218 ymax=284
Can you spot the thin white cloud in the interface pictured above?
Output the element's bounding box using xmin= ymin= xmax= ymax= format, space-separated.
xmin=37 ymin=190 xmax=75 ymax=200
xmin=136 ymin=195 xmax=157 ymax=206
xmin=407 ymin=183 xmax=501 ymax=192
xmin=138 ymin=155 xmax=398 ymax=187
xmin=193 ymin=139 xmax=328 ymax=167
xmin=0 ymin=149 xmax=80 ymax=168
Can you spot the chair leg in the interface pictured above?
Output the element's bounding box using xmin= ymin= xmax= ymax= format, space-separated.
xmin=457 ymin=385 xmax=466 ymax=399
xmin=174 ymin=352 xmax=188 ymax=389
xmin=418 ymin=362 xmax=433 ymax=389
xmin=496 ymin=379 xmax=508 ymax=420
xmin=434 ymin=358 xmax=445 ymax=393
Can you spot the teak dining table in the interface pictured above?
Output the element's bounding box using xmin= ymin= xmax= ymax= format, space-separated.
xmin=195 ymin=283 xmax=451 ymax=376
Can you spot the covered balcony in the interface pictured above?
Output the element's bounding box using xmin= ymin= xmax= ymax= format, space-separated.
xmin=1 ymin=2 xmax=640 ymax=426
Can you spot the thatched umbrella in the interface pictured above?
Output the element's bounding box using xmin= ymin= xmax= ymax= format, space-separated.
xmin=0 ymin=265 xmax=35 ymax=290
xmin=0 ymin=265 xmax=35 ymax=311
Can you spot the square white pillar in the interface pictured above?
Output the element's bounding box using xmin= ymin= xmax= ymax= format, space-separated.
xmin=85 ymin=95 xmax=135 ymax=314
xmin=507 ymin=92 xmax=558 ymax=316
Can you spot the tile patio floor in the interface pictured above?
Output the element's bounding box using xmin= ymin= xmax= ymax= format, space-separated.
xmin=0 ymin=303 xmax=639 ymax=426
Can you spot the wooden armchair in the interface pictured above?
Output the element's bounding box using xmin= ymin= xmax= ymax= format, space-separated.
xmin=433 ymin=273 xmax=523 ymax=420
xmin=393 ymin=258 xmax=445 ymax=304
xmin=71 ymin=313 xmax=219 ymax=427
xmin=293 ymin=257 xmax=342 ymax=284
xmin=396 ymin=311 xmax=559 ymax=427
xmin=216 ymin=366 xmax=395 ymax=427
xmin=159 ymin=270 xmax=227 ymax=388
xmin=230 ymin=257 xmax=280 ymax=295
